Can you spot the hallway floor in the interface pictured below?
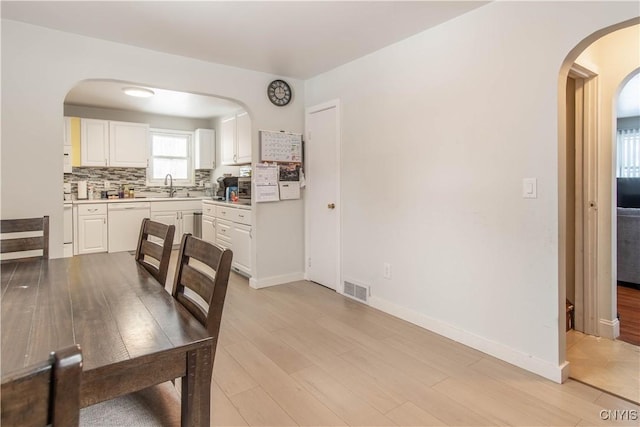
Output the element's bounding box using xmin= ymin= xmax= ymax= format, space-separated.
xmin=567 ymin=330 xmax=640 ymax=404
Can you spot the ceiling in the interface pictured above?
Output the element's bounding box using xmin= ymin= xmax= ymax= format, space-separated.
xmin=3 ymin=1 xmax=488 ymax=119
xmin=1 ymin=1 xmax=487 ymax=80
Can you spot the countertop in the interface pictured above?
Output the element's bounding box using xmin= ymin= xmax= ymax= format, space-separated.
xmin=71 ymin=197 xmax=252 ymax=209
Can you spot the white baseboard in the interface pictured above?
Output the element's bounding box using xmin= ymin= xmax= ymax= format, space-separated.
xmin=249 ymin=272 xmax=305 ymax=289
xmin=369 ymin=295 xmax=566 ymax=383
xmin=599 ymin=318 xmax=620 ymax=339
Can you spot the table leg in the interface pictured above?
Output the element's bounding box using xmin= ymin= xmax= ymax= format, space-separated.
xmin=181 ymin=345 xmax=213 ymax=427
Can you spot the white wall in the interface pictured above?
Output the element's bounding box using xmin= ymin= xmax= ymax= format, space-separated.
xmin=1 ymin=20 xmax=305 ymax=283
xmin=575 ymin=25 xmax=640 ymax=338
xmin=305 ymin=1 xmax=638 ymax=381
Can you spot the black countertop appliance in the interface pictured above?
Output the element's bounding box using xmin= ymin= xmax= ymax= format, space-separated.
xmin=216 ymin=176 xmax=238 ymax=199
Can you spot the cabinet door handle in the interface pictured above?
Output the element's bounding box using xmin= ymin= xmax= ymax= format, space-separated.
xmin=233 ymin=154 xmax=237 ymax=163
xmin=103 ymin=218 xmax=106 ymax=224
xmin=88 ymin=209 xmax=98 ymax=212
xmin=249 ymin=228 xmax=252 ymax=239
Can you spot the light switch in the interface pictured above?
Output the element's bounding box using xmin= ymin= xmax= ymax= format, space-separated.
xmin=523 ymin=178 xmax=537 ymax=199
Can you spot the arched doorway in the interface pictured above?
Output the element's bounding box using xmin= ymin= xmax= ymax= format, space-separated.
xmin=559 ymin=21 xmax=640 ymax=403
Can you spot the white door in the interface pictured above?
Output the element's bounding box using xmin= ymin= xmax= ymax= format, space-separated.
xmin=80 ymin=119 xmax=108 ymax=166
xmin=181 ymin=211 xmax=196 ymax=238
xmin=109 ymin=121 xmax=149 ymax=167
xmin=232 ymin=223 xmax=252 ymax=275
xmin=202 ymin=215 xmax=216 ymax=244
xmin=236 ymin=112 xmax=252 ymax=164
xmin=305 ymin=100 xmax=340 ymax=290
xmin=220 ymin=116 xmax=237 ymax=165
xmin=78 ymin=215 xmax=108 ymax=254
xmin=151 ymin=211 xmax=180 ymax=244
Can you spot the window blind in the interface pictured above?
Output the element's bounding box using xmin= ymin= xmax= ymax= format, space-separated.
xmin=617 ymin=128 xmax=640 ymax=177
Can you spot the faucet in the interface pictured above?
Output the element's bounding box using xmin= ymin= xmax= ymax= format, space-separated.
xmin=164 ymin=174 xmax=176 ymax=198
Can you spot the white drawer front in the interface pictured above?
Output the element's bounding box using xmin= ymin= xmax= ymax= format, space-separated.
xmin=216 ymin=219 xmax=232 ymax=240
xmin=77 ymin=204 xmax=107 ymax=216
xmin=215 ymin=205 xmax=236 ymax=220
xmin=202 ymin=203 xmax=216 ymax=216
xmin=233 ymin=209 xmax=251 ymax=226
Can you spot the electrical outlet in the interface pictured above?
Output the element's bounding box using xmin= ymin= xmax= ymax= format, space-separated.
xmin=104 ymin=180 xmax=110 ymax=189
xmin=383 ymin=262 xmax=391 ymax=279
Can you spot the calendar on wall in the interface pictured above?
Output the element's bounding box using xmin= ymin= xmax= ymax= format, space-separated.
xmin=259 ymin=130 xmax=303 ymax=163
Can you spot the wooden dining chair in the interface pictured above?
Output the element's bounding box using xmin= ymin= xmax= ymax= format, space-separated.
xmin=135 ymin=218 xmax=175 ymax=285
xmin=172 ymin=234 xmax=233 ymax=341
xmin=0 ymin=216 xmax=49 ymax=262
xmin=1 ymin=345 xmax=83 ymax=427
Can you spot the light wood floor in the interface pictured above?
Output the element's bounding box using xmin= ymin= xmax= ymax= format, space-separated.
xmin=567 ymin=330 xmax=640 ymax=405
xmin=166 ymin=260 xmax=639 ymax=426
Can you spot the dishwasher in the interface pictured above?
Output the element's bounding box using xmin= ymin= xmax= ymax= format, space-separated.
xmin=108 ymin=202 xmax=151 ymax=253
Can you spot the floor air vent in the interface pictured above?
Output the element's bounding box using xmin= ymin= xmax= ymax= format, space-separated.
xmin=343 ymin=280 xmax=368 ymax=304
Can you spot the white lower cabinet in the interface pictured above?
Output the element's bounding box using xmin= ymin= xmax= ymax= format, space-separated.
xmin=232 ymin=223 xmax=251 ymax=275
xmin=202 ymin=201 xmax=252 ymax=276
xmin=150 ymin=200 xmax=202 ymax=245
xmin=202 ymin=215 xmax=216 ymax=244
xmin=75 ymin=204 xmax=108 ymax=254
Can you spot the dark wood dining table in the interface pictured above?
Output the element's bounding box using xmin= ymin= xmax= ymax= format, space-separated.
xmin=1 ymin=251 xmax=214 ymax=426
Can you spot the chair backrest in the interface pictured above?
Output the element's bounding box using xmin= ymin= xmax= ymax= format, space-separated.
xmin=0 ymin=216 xmax=49 ymax=262
xmin=172 ymin=234 xmax=233 ymax=340
xmin=1 ymin=345 xmax=82 ymax=427
xmin=135 ymin=218 xmax=175 ymax=285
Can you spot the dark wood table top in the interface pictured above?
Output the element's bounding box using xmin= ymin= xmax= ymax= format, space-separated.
xmin=1 ymin=251 xmax=214 ymax=424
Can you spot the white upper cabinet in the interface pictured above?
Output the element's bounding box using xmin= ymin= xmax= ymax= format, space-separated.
xmin=80 ymin=118 xmax=148 ymax=167
xmin=81 ymin=119 xmax=109 ymax=166
xmin=195 ymin=128 xmax=216 ymax=169
xmin=109 ymin=121 xmax=149 ymax=167
xmin=236 ymin=112 xmax=252 ymax=164
xmin=221 ymin=111 xmax=251 ymax=165
xmin=220 ymin=116 xmax=237 ymax=165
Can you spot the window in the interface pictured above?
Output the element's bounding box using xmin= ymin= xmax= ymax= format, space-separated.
xmin=617 ymin=127 xmax=640 ymax=177
xmin=148 ymin=129 xmax=194 ymax=186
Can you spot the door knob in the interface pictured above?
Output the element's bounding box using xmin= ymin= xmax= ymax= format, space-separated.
xmin=327 ymin=203 xmax=335 ymax=209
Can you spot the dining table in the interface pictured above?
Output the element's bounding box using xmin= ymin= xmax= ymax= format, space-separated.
xmin=1 ymin=251 xmax=214 ymax=426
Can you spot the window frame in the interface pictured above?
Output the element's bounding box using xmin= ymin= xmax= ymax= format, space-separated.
xmin=147 ymin=128 xmax=195 ymax=187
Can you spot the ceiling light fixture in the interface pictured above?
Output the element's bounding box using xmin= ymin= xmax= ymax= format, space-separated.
xmin=122 ymin=87 xmax=155 ymax=98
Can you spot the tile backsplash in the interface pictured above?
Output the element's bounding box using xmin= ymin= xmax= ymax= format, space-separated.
xmin=64 ymin=167 xmax=212 ymax=198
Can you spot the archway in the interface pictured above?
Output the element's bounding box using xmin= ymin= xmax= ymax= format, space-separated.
xmin=558 ymin=21 xmax=640 ymax=402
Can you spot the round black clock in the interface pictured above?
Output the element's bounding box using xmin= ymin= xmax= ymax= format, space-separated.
xmin=267 ymin=80 xmax=292 ymax=106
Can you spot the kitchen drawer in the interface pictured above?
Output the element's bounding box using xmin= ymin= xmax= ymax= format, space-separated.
xmin=202 ymin=202 xmax=216 ymax=216
xmin=234 ymin=209 xmax=251 ymax=226
xmin=216 ymin=218 xmax=232 ymax=241
xmin=215 ymin=205 xmax=235 ymax=220
xmin=77 ymin=204 xmax=107 ymax=216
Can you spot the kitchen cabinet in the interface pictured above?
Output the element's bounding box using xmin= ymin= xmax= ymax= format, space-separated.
xmin=221 ymin=111 xmax=251 ymax=165
xmin=63 ymin=118 xmax=73 ymax=173
xmin=109 ymin=121 xmax=149 ymax=167
xmin=202 ymin=214 xmax=216 ymax=244
xmin=75 ymin=204 xmax=108 ymax=254
xmin=151 ymin=200 xmax=202 ymax=244
xmin=80 ymin=119 xmax=109 ymax=166
xmin=80 ymin=118 xmax=148 ymax=167
xmin=195 ymin=128 xmax=216 ymax=169
xmin=63 ymin=203 xmax=73 ymax=257
xmin=202 ymin=201 xmax=252 ymax=276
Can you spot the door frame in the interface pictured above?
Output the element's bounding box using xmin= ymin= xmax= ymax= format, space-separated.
xmin=569 ymin=64 xmax=600 ymax=335
xmin=304 ymin=99 xmax=342 ymax=292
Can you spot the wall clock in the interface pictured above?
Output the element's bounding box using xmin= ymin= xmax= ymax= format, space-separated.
xmin=267 ymin=80 xmax=292 ymax=106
